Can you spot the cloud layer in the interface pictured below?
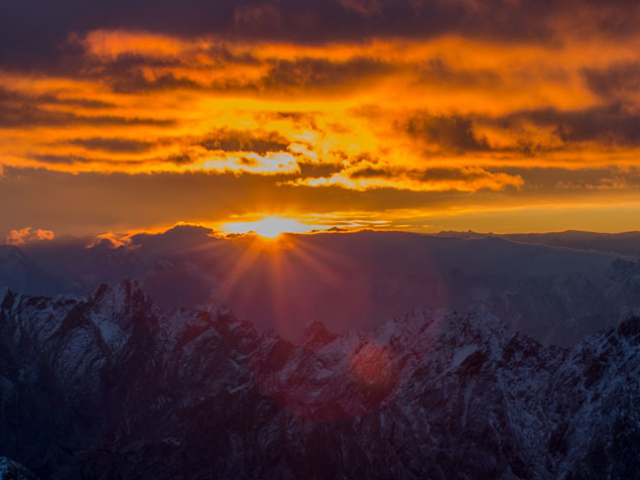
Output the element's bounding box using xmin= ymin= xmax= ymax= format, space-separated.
xmin=1 ymin=0 xmax=639 ymax=236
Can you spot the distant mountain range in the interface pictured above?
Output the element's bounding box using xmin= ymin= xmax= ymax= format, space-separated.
xmin=439 ymin=230 xmax=640 ymax=258
xmin=1 ymin=282 xmax=639 ymax=479
xmin=4 ymin=228 xmax=640 ymax=345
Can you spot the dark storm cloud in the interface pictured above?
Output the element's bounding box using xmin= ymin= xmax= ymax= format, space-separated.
xmin=199 ymin=128 xmax=290 ymax=155
xmin=337 ymin=0 xmax=383 ymax=16
xmin=68 ymin=137 xmax=154 ymax=153
xmin=32 ymin=154 xmax=84 ymax=165
xmin=233 ymin=4 xmax=284 ymax=29
xmin=342 ymin=164 xmax=523 ymax=191
xmin=350 ymin=166 xmax=498 ymax=182
xmin=501 ymin=104 xmax=640 ymax=146
xmin=76 ymin=54 xmax=203 ymax=93
xmin=266 ymin=111 xmax=318 ymax=123
xmin=75 ymin=49 xmax=258 ymax=93
xmin=102 ymin=71 xmax=203 ymax=94
xmin=0 ymin=87 xmax=173 ymax=128
xmin=41 ymin=96 xmax=113 ymax=109
xmin=398 ymin=113 xmax=490 ymax=152
xmin=491 ymin=166 xmax=640 ymax=191
xmin=583 ymin=62 xmax=640 ymax=100
xmin=0 ymin=87 xmax=113 ymax=110
xmin=263 ymin=57 xmax=394 ymax=89
xmin=32 ymin=152 xmax=194 ymax=167
xmin=399 ymin=103 xmax=640 ymax=155
xmin=415 ymin=58 xmax=502 ymax=88
xmin=2 ymin=0 xmax=639 ymax=70
xmin=31 ymin=153 xmax=147 ymax=166
xmin=259 ymin=111 xmax=320 ymax=131
xmin=0 ymin=106 xmax=172 ymax=128
xmin=78 ymin=54 xmax=394 ymax=95
xmin=297 ymin=162 xmax=344 ymax=179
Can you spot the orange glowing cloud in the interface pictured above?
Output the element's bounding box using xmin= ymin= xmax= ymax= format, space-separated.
xmin=1 ymin=19 xmax=640 ymax=237
xmin=5 ymin=227 xmax=55 ymax=245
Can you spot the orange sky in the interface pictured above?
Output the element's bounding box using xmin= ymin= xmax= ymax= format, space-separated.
xmin=1 ymin=0 xmax=640 ymax=240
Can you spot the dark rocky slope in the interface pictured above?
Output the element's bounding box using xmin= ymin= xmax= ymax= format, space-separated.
xmin=0 ymin=457 xmax=38 ymax=480
xmin=1 ymin=282 xmax=639 ymax=479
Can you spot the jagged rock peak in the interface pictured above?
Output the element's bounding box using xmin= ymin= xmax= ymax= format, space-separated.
xmin=0 ymin=458 xmax=38 ymax=480
xmin=301 ymin=320 xmax=338 ymax=350
xmin=2 ymin=288 xmax=640 ymax=479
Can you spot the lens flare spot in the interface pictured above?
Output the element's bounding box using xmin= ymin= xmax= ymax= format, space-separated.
xmin=349 ymin=341 xmax=396 ymax=389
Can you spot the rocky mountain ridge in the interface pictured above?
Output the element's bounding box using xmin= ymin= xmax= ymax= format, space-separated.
xmin=0 ymin=457 xmax=37 ymax=480
xmin=1 ymin=282 xmax=639 ymax=479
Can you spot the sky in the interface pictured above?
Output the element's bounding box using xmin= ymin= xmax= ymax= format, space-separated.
xmin=1 ymin=0 xmax=640 ymax=241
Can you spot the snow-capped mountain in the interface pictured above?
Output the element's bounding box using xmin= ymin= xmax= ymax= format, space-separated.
xmin=1 ymin=282 xmax=639 ymax=479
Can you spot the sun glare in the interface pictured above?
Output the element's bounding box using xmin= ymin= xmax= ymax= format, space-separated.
xmin=221 ymin=216 xmax=319 ymax=239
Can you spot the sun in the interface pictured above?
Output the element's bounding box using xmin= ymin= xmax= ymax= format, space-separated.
xmin=221 ymin=216 xmax=318 ymax=239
